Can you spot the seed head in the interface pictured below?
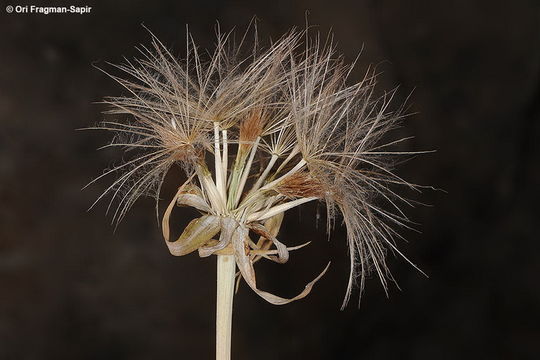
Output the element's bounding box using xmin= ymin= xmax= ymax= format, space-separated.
xmin=87 ymin=24 xmax=425 ymax=307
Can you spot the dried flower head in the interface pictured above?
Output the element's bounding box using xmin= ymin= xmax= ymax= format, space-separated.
xmin=87 ymin=25 xmax=425 ymax=308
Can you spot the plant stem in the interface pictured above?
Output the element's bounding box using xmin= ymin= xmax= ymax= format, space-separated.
xmin=247 ymin=196 xmax=317 ymax=222
xmin=214 ymin=122 xmax=224 ymax=202
xmin=233 ymin=137 xmax=260 ymax=207
xmin=221 ymin=130 xmax=228 ymax=195
xmin=261 ymin=158 xmax=306 ymax=191
xmin=216 ymin=254 xmax=236 ymax=360
xmin=250 ymin=154 xmax=278 ymax=193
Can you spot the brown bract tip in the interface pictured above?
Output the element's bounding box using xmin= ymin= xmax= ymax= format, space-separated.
xmin=276 ymin=172 xmax=326 ymax=199
xmin=239 ymin=109 xmax=265 ymax=145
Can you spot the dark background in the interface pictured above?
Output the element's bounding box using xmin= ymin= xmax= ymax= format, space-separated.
xmin=1 ymin=1 xmax=539 ymax=359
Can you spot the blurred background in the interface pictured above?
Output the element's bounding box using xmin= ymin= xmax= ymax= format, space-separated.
xmin=1 ymin=0 xmax=539 ymax=359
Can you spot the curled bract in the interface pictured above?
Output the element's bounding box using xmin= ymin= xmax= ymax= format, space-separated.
xmin=163 ymin=183 xmax=329 ymax=305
